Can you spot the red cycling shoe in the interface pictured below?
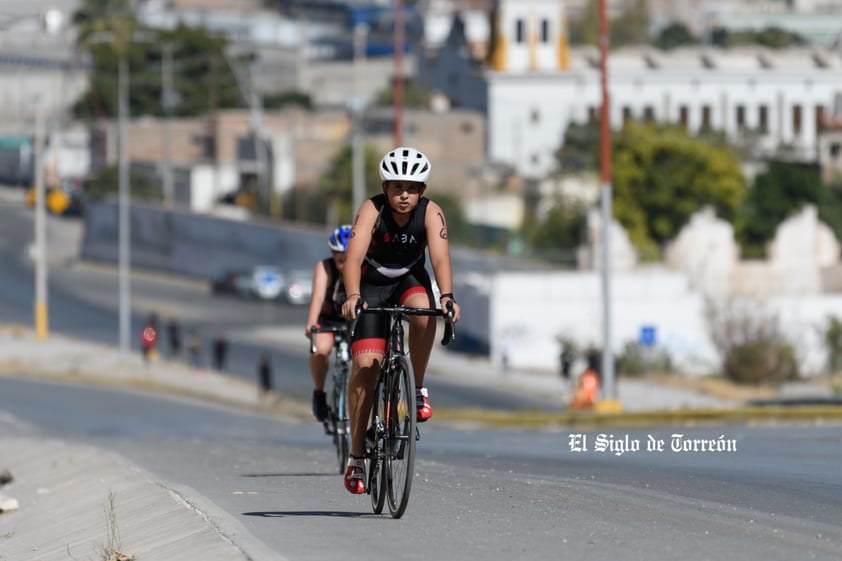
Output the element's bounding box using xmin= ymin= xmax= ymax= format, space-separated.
xmin=416 ymin=387 xmax=432 ymax=422
xmin=344 ymin=456 xmax=366 ymax=494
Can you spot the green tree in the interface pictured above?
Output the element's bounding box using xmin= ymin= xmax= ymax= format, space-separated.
xmin=73 ymin=12 xmax=244 ymax=119
xmin=612 ymin=122 xmax=747 ymax=255
xmin=318 ymin=144 xmax=385 ymax=224
xmin=555 ymin=121 xmax=600 ymax=173
xmin=735 ymin=160 xmax=822 ymax=258
xmin=611 ymin=0 xmax=650 ymax=46
xmin=374 ymin=79 xmax=431 ymax=108
xmin=710 ymin=26 xmax=804 ymax=49
xmin=655 ymin=22 xmax=698 ymax=50
xmin=569 ymin=0 xmax=650 ymax=47
xmin=263 ymin=91 xmax=313 ymax=111
xmin=819 ymin=178 xmax=842 ymax=244
xmin=521 ymin=195 xmax=587 ymax=265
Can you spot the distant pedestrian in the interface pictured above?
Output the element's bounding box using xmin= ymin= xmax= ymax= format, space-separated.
xmin=140 ymin=313 xmax=159 ymax=363
xmin=500 ymin=332 xmax=512 ymax=373
xmin=167 ymin=318 xmax=182 ymax=358
xmin=212 ymin=333 xmax=229 ymax=371
xmin=258 ymin=353 xmax=273 ymax=398
xmin=187 ymin=328 xmax=203 ymax=369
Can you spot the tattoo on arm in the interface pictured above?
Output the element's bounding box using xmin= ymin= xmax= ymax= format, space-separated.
xmin=437 ymin=211 xmax=448 ymax=240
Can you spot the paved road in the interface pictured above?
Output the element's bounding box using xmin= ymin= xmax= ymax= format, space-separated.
xmin=2 ymin=373 xmax=841 ymax=561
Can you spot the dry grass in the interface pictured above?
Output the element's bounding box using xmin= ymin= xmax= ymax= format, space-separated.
xmin=644 ymin=373 xmax=778 ymax=403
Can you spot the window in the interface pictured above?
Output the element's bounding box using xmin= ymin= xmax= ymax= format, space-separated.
xmin=736 ymin=105 xmax=746 ymax=129
xmin=515 ymin=19 xmax=524 ymax=43
xmin=701 ymin=105 xmax=712 ymax=129
xmin=622 ymin=106 xmax=633 ymax=123
xmin=588 ymin=106 xmax=598 ymax=123
xmin=643 ymin=106 xmax=655 ymax=122
xmin=830 ymin=143 xmax=841 ymax=158
xmin=792 ymin=105 xmax=802 ymax=137
xmin=816 ymin=105 xmax=826 ymax=132
xmin=758 ymin=105 xmax=768 ymax=132
xmin=679 ymin=105 xmax=689 ymax=128
xmin=541 ymin=19 xmax=550 ymax=43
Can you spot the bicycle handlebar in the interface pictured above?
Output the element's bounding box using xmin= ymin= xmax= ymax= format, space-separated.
xmin=351 ymin=300 xmax=456 ymax=347
xmin=309 ymin=324 xmax=351 ymax=354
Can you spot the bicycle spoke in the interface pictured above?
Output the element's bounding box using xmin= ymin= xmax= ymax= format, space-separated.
xmin=369 ymin=378 xmax=386 ymax=514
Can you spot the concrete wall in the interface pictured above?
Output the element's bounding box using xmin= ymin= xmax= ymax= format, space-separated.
xmin=81 ymin=201 xmax=327 ymax=278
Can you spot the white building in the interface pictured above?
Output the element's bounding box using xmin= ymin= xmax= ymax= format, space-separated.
xmin=421 ymin=0 xmax=842 ymax=179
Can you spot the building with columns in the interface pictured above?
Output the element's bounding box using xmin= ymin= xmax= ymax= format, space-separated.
xmin=420 ymin=0 xmax=842 ymax=179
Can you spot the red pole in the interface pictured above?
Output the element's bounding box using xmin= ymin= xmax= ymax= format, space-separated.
xmin=393 ymin=0 xmax=404 ymax=146
xmin=598 ymin=0 xmax=616 ymax=401
xmin=598 ymin=0 xmax=611 ymax=183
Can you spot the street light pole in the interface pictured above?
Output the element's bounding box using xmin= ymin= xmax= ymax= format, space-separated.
xmin=352 ymin=23 xmax=367 ymax=214
xmin=161 ymin=41 xmax=174 ymax=207
xmin=34 ymin=97 xmax=48 ymax=341
xmin=118 ymin=54 xmax=131 ymax=354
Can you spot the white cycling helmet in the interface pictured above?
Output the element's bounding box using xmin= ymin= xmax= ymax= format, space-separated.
xmin=379 ymin=146 xmax=432 ymax=183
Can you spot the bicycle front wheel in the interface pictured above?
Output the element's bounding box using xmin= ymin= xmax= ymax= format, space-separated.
xmin=369 ymin=375 xmax=387 ymax=515
xmin=385 ymin=355 xmax=417 ymax=518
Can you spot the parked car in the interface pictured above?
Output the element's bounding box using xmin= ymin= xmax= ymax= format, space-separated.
xmin=210 ymin=268 xmax=252 ymax=298
xmin=209 ymin=265 xmax=311 ymax=305
xmin=278 ymin=268 xmax=313 ymax=306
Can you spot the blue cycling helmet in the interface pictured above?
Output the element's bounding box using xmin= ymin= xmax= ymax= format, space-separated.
xmin=328 ymin=224 xmax=352 ymax=252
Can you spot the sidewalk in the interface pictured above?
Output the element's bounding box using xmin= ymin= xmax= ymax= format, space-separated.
xmin=232 ymin=324 xmax=739 ymax=412
xmin=0 ymin=325 xmax=288 ymax=561
xmin=0 ymin=438 xmax=264 ymax=561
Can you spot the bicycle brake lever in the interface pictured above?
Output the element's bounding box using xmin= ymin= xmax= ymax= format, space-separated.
xmin=349 ymin=300 xmax=364 ymax=338
xmin=309 ymin=325 xmax=317 ymax=354
xmin=440 ymin=301 xmax=456 ymax=346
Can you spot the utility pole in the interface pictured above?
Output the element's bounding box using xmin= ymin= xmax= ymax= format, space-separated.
xmin=598 ymin=0 xmax=616 ymax=405
xmin=33 ymin=97 xmax=48 ymax=341
xmin=250 ymin=86 xmax=268 ymax=215
xmin=352 ymin=24 xmax=367 ymax=214
xmin=393 ymin=0 xmax=404 ymax=147
xmin=161 ymin=41 xmax=174 ymax=207
xmin=118 ymin=53 xmax=131 ymax=354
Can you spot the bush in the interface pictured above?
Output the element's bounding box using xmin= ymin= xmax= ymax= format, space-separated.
xmin=706 ymin=299 xmax=800 ymax=385
xmin=823 ymin=316 xmax=842 ymax=374
xmin=720 ymin=338 xmax=799 ymax=385
xmin=617 ymin=341 xmax=673 ymax=377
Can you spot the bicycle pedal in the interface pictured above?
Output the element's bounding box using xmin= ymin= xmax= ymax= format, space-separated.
xmin=415 ymin=427 xmax=421 ymax=441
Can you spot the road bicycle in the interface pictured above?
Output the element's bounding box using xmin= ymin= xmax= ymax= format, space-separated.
xmin=310 ymin=324 xmax=352 ymax=474
xmin=352 ymin=301 xmax=455 ymax=518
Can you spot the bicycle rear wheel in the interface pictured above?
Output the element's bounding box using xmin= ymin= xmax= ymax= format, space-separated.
xmin=368 ymin=376 xmax=387 ymax=514
xmin=385 ymin=355 xmax=416 ymax=518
